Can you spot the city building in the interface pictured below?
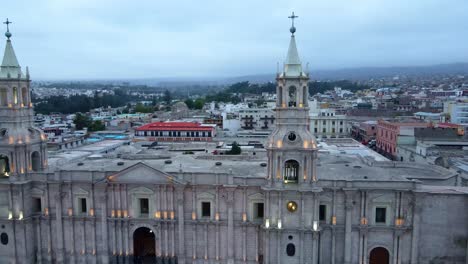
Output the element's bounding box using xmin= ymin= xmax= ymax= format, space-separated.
xmin=376 ymin=120 xmax=429 ymax=159
xmin=351 ymin=120 xmax=378 ymax=144
xmin=135 ymin=121 xmax=216 ymax=142
xmin=0 ymin=19 xmax=467 ymax=264
xmin=239 ymin=108 xmax=275 ymax=130
xmin=444 ymin=101 xmax=468 ymax=125
xmin=309 ymin=106 xmax=349 ymax=139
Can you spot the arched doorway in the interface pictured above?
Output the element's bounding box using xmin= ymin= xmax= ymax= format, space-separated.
xmin=133 ymin=227 xmax=155 ymax=264
xmin=369 ymin=247 xmax=389 ymax=264
xmin=31 ymin=151 xmax=40 ymax=172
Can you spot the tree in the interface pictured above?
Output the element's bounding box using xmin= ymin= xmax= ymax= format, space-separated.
xmin=194 ymin=98 xmax=205 ymax=109
xmin=134 ymin=103 xmax=153 ymax=113
xmin=185 ymin=99 xmax=195 ymax=109
xmin=226 ymin=141 xmax=241 ymax=155
xmin=163 ymin=90 xmax=172 ymax=104
xmin=89 ymin=120 xmax=106 ymax=132
xmin=73 ymin=113 xmax=92 ymax=130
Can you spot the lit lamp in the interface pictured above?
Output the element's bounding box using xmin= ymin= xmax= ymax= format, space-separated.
xmin=19 ymin=211 xmax=24 ymax=220
xmin=395 ymin=218 xmax=404 ymax=227
xmin=277 ymin=219 xmax=282 ymax=229
xmin=68 ymin=208 xmax=73 ymax=217
xmin=170 ymin=211 xmax=175 ymax=219
xmin=331 ymin=216 xmax=337 ymax=225
xmin=44 ymin=207 xmax=49 ymax=216
xmin=242 ymin=212 xmax=247 ymax=222
xmin=192 ymin=211 xmax=196 ymax=220
xmin=8 ymin=211 xmax=12 ymax=220
xmin=89 ymin=208 xmax=94 ymax=216
xmin=312 ymin=221 xmax=318 ymax=231
xmin=265 ymin=218 xmax=270 ymax=228
xmin=163 ymin=211 xmax=168 ymax=219
xmin=360 ymin=217 xmax=368 ymax=225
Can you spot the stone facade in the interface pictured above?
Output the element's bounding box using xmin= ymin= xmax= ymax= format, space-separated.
xmin=0 ymin=22 xmax=467 ymax=264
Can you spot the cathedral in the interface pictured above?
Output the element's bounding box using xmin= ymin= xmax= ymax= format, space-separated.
xmin=0 ymin=17 xmax=467 ymax=264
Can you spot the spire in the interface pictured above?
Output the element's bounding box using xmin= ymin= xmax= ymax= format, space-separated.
xmin=1 ymin=18 xmax=23 ymax=78
xmin=283 ymin=12 xmax=303 ymax=77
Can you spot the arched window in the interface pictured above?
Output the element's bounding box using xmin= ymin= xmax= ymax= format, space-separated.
xmin=21 ymin=87 xmax=28 ymax=105
xmin=278 ymin=86 xmax=283 ymax=106
xmin=31 ymin=151 xmax=41 ymax=171
xmin=288 ymin=86 xmax=296 ymax=107
xmin=284 ymin=160 xmax=299 ymax=183
xmin=0 ymin=88 xmax=7 ymax=106
xmin=12 ymin=87 xmax=18 ymax=104
xmin=0 ymin=155 xmax=10 ymax=177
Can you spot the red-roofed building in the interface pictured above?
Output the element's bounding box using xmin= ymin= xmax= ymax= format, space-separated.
xmin=135 ymin=121 xmax=216 ymax=142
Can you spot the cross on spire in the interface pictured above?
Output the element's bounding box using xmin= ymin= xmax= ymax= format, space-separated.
xmin=3 ymin=18 xmax=12 ymax=39
xmin=288 ymin=12 xmax=298 ymax=27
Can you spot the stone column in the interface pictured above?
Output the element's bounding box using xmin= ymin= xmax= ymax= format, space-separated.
xmin=410 ymin=193 xmax=423 ymax=264
xmin=312 ymin=231 xmax=319 ymax=264
xmin=176 ymin=187 xmax=185 ymax=264
xmin=344 ymin=191 xmax=354 ymax=264
xmin=100 ymin=187 xmax=109 ymax=264
xmin=55 ymin=187 xmax=65 ymax=263
xmin=226 ymin=188 xmax=235 ymax=264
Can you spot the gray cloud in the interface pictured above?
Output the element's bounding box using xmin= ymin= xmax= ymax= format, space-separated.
xmin=2 ymin=0 xmax=468 ymax=79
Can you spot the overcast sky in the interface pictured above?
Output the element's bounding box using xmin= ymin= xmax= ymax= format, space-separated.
xmin=2 ymin=0 xmax=468 ymax=79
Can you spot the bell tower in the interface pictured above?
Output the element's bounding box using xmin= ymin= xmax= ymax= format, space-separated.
xmin=0 ymin=19 xmax=48 ymax=181
xmin=266 ymin=13 xmax=318 ymax=187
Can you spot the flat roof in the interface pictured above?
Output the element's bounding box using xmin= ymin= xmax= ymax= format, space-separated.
xmin=136 ymin=121 xmax=214 ymax=131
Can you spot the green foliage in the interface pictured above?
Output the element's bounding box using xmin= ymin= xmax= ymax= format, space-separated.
xmin=163 ymin=90 xmax=172 ymax=104
xmin=134 ymin=103 xmax=154 ymax=113
xmin=184 ymin=99 xmax=195 ymax=109
xmin=194 ymin=98 xmax=205 ymax=109
xmin=73 ymin=113 xmax=105 ymax=132
xmin=73 ymin=113 xmax=91 ymax=130
xmin=226 ymin=141 xmax=242 ymax=155
xmin=89 ymin=120 xmax=106 ymax=132
xmin=33 ymin=89 xmax=134 ymax=114
xmin=309 ymin=80 xmax=370 ymax=95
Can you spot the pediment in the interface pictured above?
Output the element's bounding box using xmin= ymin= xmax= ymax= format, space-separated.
xmin=108 ymin=162 xmax=187 ymax=185
xmin=248 ymin=192 xmax=264 ymax=201
xmin=30 ymin=187 xmax=44 ymax=196
xmin=74 ymin=187 xmax=89 ymax=196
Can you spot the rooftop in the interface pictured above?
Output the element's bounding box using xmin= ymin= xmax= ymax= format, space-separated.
xmin=136 ymin=121 xmax=214 ymax=131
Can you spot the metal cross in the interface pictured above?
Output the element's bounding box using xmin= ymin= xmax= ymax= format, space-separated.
xmin=288 ymin=12 xmax=298 ymax=27
xmin=3 ymin=18 xmax=12 ymax=32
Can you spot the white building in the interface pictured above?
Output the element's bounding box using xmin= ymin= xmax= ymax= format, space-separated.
xmin=309 ymin=101 xmax=349 ymax=138
xmin=445 ymin=101 xmax=468 ymax=125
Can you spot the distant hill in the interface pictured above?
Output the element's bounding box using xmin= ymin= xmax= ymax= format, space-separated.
xmin=226 ymin=62 xmax=468 ymax=83
xmin=37 ymin=62 xmax=468 ymax=87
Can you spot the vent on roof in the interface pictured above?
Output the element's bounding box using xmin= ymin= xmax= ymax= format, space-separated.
xmin=215 ymin=162 xmax=222 ymax=166
xmin=363 ymin=176 xmax=368 ymax=179
xmin=77 ymin=162 xmax=84 ymax=166
xmin=117 ymin=162 xmax=124 ymax=166
xmin=165 ymin=160 xmax=172 ymax=164
xmin=260 ymin=163 xmax=267 ymax=167
xmin=353 ymin=166 xmax=362 ymax=169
